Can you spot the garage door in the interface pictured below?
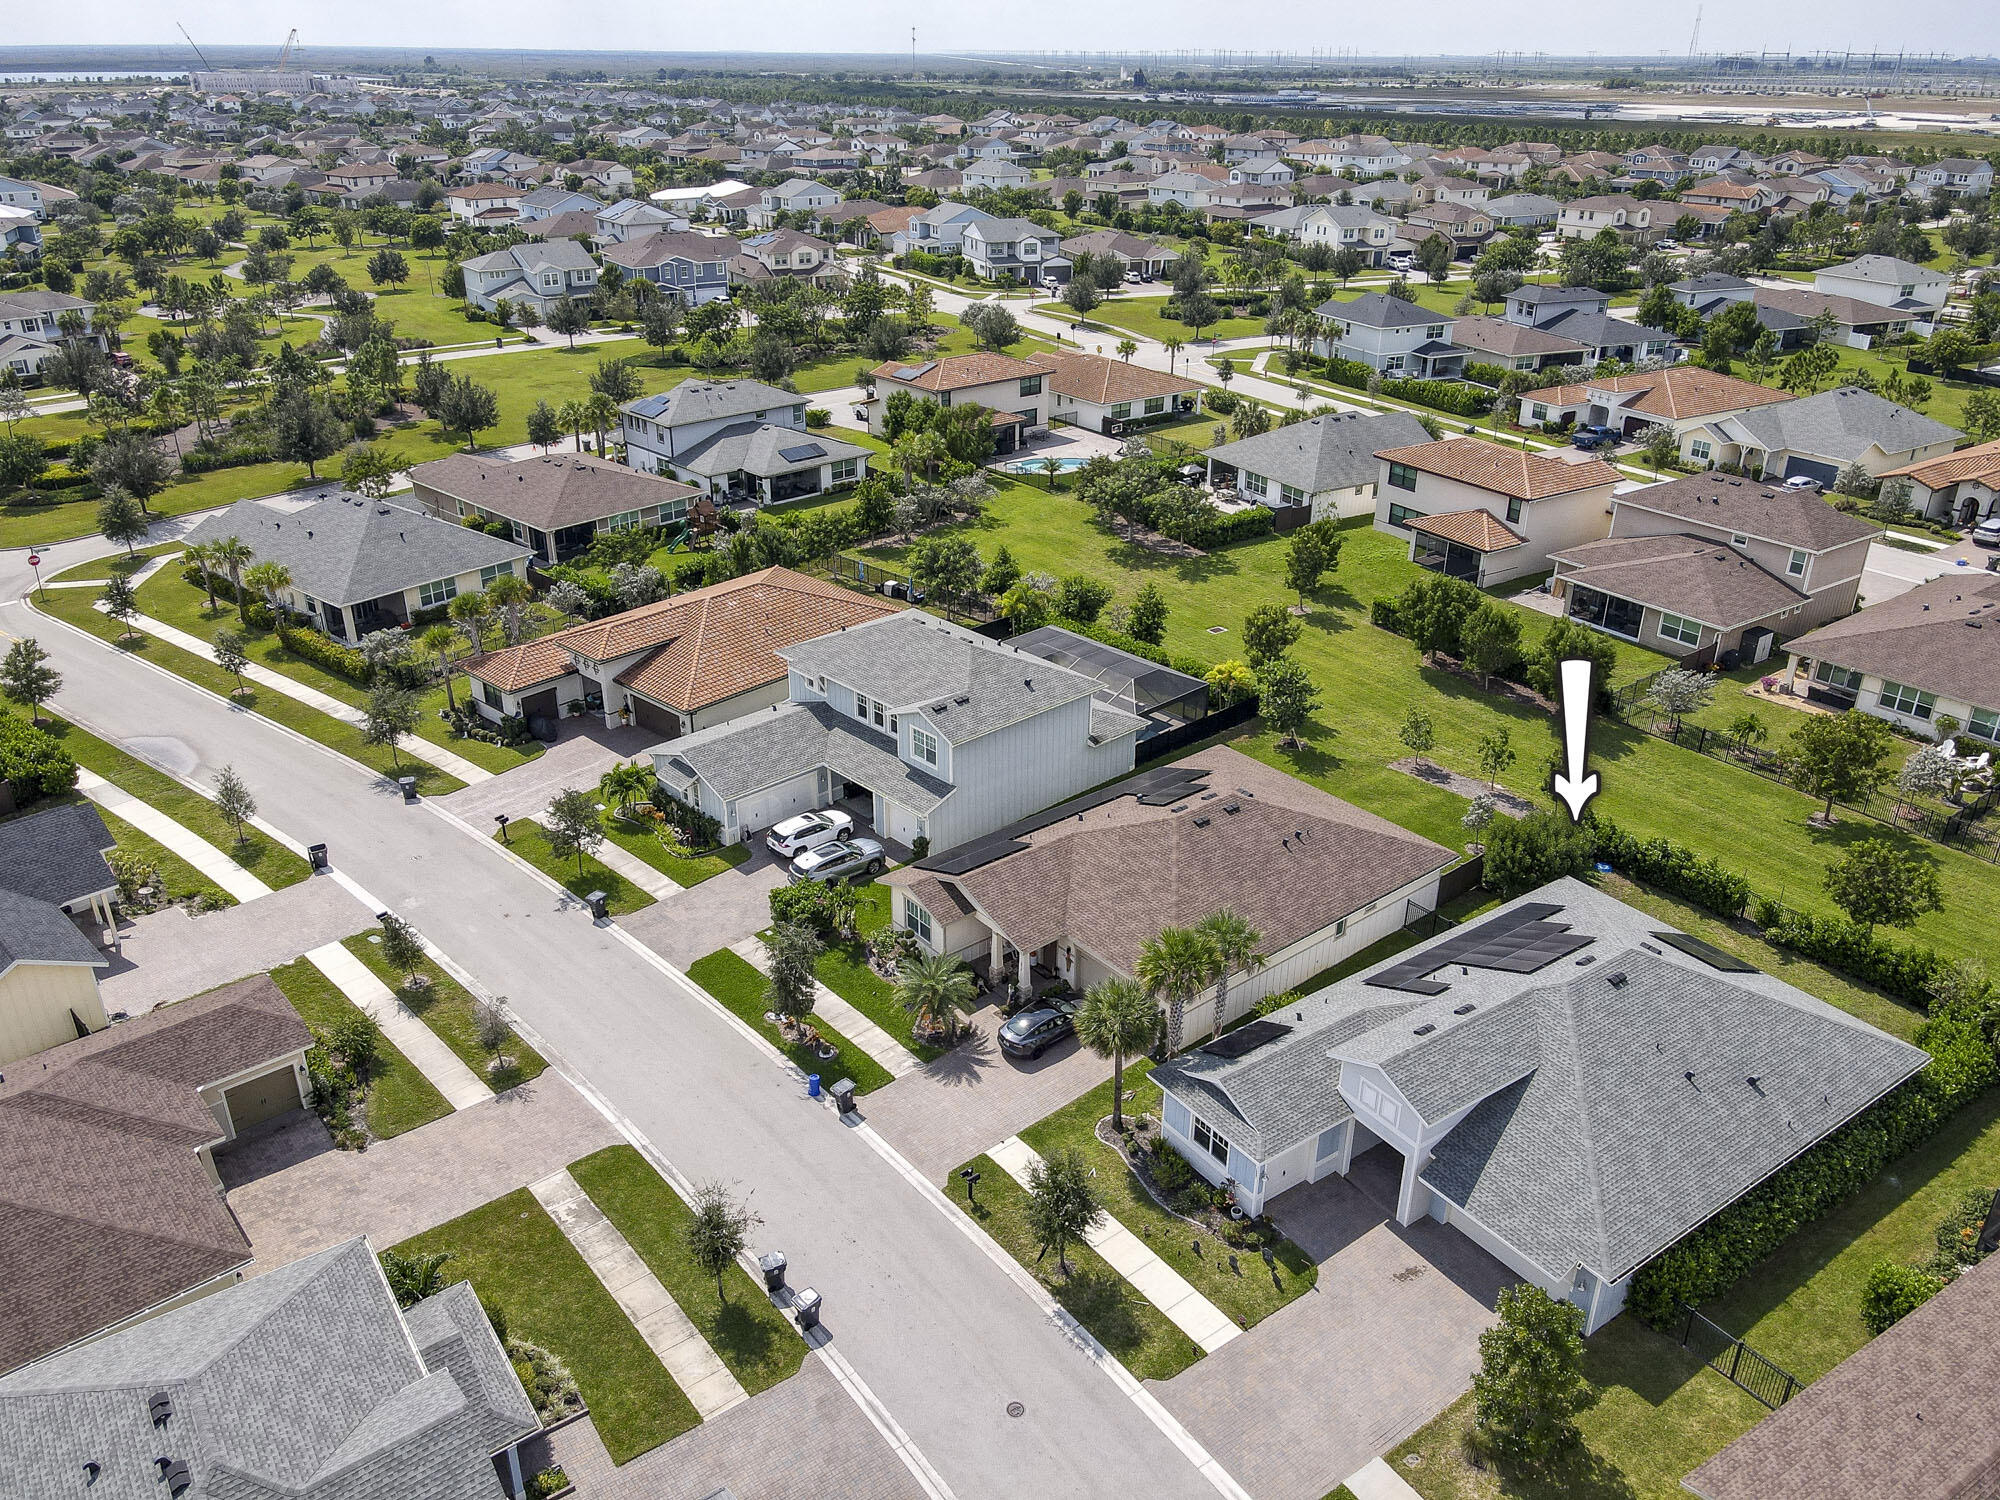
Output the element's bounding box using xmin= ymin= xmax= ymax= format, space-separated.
xmin=630 ymin=696 xmax=680 ymax=739
xmin=520 ymin=687 xmax=559 ymax=721
xmin=734 ymin=774 xmax=819 ymax=837
xmin=1783 ymin=455 xmax=1840 ymax=488
xmin=223 ymin=1065 xmax=301 ymax=1134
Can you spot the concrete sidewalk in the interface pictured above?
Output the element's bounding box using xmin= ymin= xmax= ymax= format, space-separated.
xmin=304 ymin=939 xmax=492 ymax=1109
xmin=988 ymin=1134 xmax=1239 ymax=1354
xmin=77 ymin=767 xmax=272 ymax=902
xmin=531 ymin=1168 xmax=749 ymax=1420
xmin=107 ymin=604 xmax=493 ymax=785
xmin=730 ymin=936 xmax=920 ymax=1080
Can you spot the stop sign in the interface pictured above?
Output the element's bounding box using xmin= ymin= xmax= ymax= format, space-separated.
xmin=26 ymin=554 xmax=38 ymax=567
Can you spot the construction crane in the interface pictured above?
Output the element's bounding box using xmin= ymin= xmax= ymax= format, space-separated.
xmin=177 ymin=21 xmax=215 ymax=73
xmin=274 ymin=29 xmax=301 ymax=69
xmin=1687 ymin=3 xmax=1702 ymax=59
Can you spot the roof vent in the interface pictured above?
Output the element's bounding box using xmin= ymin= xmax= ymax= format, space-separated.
xmin=148 ymin=1392 xmax=173 ymax=1428
xmin=1192 ymin=815 xmax=1210 ymax=827
xmin=1452 ymin=1003 xmax=1475 ymax=1015
xmin=1221 ymin=801 xmax=1239 ymax=814
xmin=1685 ymin=1069 xmax=1699 ymax=1086
xmin=1605 ymin=971 xmax=1628 ymax=988
xmin=1023 ymin=677 xmax=1033 ymax=689
xmin=1413 ymin=1023 xmax=1436 ymax=1036
xmin=83 ymin=1462 xmax=100 ymax=1484
xmin=1576 ymin=954 xmax=1596 ymax=966
xmin=1640 ymin=941 xmax=1661 ymax=954
xmin=164 ymin=1460 xmax=192 ymax=1498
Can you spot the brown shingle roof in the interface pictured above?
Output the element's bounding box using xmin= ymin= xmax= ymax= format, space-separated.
xmin=410 ymin=452 xmax=699 ymax=533
xmin=1685 ymin=1255 xmax=2000 ymax=1500
xmin=1406 ymin=508 xmax=1529 ymax=552
xmin=1612 ymin=472 xmax=1878 ymax=552
xmin=1035 ymin=349 xmax=1198 ymax=405
xmin=1881 ymin=436 xmax=2000 ymax=491
xmin=1377 ymin=436 xmax=1621 ymax=500
xmin=1523 ymin=366 xmax=1793 ymax=422
xmin=1787 ymin=572 xmax=2000 ymax=712
xmin=872 ymin=351 xmax=1054 ymax=393
xmin=0 ymin=975 xmax=311 ymax=1373
xmin=1552 ymin=533 xmax=1808 ymax=630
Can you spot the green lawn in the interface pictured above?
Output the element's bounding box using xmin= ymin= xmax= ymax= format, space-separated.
xmin=1020 ymin=1065 xmax=1319 ymax=1330
xmin=342 ymin=930 xmax=547 ymax=1092
xmin=268 ymin=956 xmax=453 ymax=1140
xmin=495 ymin=820 xmax=656 ymax=916
xmin=36 ymin=539 xmax=186 ymax=583
xmin=599 ymin=812 xmax=751 ymax=888
xmin=860 ymin=491 xmax=1999 ymax=966
xmin=568 ymin=1145 xmax=808 ymax=1395
xmin=1045 ymin=294 xmax=1266 ymax=344
xmin=685 ymin=948 xmax=894 ymax=1094
xmin=28 ymin=583 xmax=467 ymax=795
xmin=948 ymin=1151 xmax=1202 ymax=1381
xmin=796 ymin=879 xmax=952 ymax=1064
xmin=96 ymin=807 xmax=234 ymax=910
xmin=392 ymin=1187 xmax=701 ymax=1463
xmin=134 ymin=562 xmax=542 ymax=776
xmin=1 ymin=703 xmax=309 ymax=888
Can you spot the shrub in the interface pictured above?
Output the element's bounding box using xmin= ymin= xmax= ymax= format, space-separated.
xmin=0 ymin=712 xmax=78 ymax=803
xmin=767 ymin=879 xmax=853 ymax=940
xmin=1322 ymin=354 xmax=1374 ymax=389
xmin=1381 ymin=377 xmax=1493 ymax=416
xmin=1481 ymin=811 xmax=1595 ymax=897
xmin=1861 ymin=1260 xmax=1948 ymax=1335
xmin=1149 ymin=1139 xmax=1201 ymax=1194
xmin=1370 ymin=596 xmax=1402 ymax=634
xmin=1593 ymin=820 xmax=1751 ymax=918
xmin=277 ymin=622 xmax=372 ymax=685
xmin=655 ymin=795 xmax=722 ymax=849
xmin=1752 ymin=901 xmax=1946 ymax=1007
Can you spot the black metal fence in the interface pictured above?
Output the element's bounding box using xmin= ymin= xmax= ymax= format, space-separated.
xmin=1135 ymin=696 xmax=1260 ymax=764
xmin=1679 ymin=1305 xmax=1803 ymax=1409
xmin=820 ymin=553 xmax=1001 ymax=626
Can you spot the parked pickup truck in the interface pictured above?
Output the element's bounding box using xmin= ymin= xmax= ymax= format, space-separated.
xmin=1570 ymin=425 xmax=1620 ymax=451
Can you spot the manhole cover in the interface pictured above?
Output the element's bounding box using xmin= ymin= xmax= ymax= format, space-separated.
xmin=1006 ymin=1401 xmax=1025 ymax=1418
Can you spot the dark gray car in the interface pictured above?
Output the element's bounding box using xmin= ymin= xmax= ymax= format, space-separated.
xmin=998 ymin=996 xmax=1078 ymax=1060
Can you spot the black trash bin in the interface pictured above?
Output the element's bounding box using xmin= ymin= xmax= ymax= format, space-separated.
xmin=793 ymin=1287 xmax=821 ymax=1331
xmin=398 ymin=776 xmax=417 ymax=803
xmin=584 ymin=890 xmax=609 ymax=920
xmin=758 ymin=1252 xmax=788 ymax=1293
xmin=829 ymin=1077 xmax=857 ymax=1115
xmin=307 ymin=843 xmax=329 ymax=873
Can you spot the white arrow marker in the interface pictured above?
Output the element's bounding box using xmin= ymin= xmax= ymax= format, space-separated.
xmin=1552 ymin=658 xmax=1600 ymax=822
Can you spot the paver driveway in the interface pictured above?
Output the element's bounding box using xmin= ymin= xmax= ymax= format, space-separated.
xmin=1158 ymin=1146 xmax=1515 ymax=1500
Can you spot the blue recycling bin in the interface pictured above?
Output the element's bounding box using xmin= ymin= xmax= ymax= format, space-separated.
xmin=807 ymin=1074 xmax=821 ymax=1098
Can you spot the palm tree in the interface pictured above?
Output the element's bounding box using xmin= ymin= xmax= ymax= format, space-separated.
xmin=243 ymin=560 xmax=292 ymax=619
xmin=484 ymin=573 xmax=533 ymax=645
xmin=448 ymin=589 xmax=492 ymax=655
xmin=1135 ymin=925 xmax=1218 ymax=1057
xmin=557 ymin=397 xmax=590 ymax=452
xmin=209 ymin=535 xmax=255 ymax=627
xmin=1073 ymin=977 xmax=1157 ymax=1133
xmin=1163 ymin=336 xmax=1184 ymax=371
xmin=418 ymin=622 xmax=461 ymax=712
xmin=1196 ymin=909 xmax=1265 ymax=1042
xmin=599 ymin=760 xmax=654 ymax=816
xmin=184 ymin=539 xmax=221 ymax=612
xmin=890 ymin=429 xmax=945 ymax=492
xmin=894 ymin=951 xmax=976 ymax=1042
xmin=583 ymin=392 xmax=619 ymax=456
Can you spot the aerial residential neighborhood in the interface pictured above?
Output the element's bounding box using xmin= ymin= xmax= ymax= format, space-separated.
xmin=2 ymin=22 xmax=2000 ymax=1500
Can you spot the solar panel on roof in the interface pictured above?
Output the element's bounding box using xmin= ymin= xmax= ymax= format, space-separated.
xmin=1651 ymin=930 xmax=1759 ymax=973
xmin=1366 ymin=903 xmax=1587 ymax=994
xmin=1203 ymin=1019 xmax=1293 ymax=1059
xmin=896 ymin=361 xmax=937 ymax=379
xmin=778 ymin=442 xmax=827 ymax=463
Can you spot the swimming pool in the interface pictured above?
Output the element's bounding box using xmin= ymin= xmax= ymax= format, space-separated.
xmin=997 ymin=455 xmax=1091 ymax=474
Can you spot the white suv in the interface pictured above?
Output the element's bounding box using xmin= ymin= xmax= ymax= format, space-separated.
xmin=766 ymin=809 xmax=854 ymax=858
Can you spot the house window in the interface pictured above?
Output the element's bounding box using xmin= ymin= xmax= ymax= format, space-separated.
xmin=479 ymin=561 xmax=514 ymax=587
xmin=417 ymin=577 xmax=458 ymax=608
xmin=1425 ymin=324 xmax=1445 ymax=339
xmin=1018 ymin=375 xmax=1043 ymax=397
xmin=1506 ymin=496 xmax=1524 ymax=525
xmin=832 ymin=458 xmax=859 ymax=483
xmin=1529 ymin=403 xmax=1549 ymax=423
xmin=1815 ymin=661 xmax=1863 ymax=692
xmin=1880 ymin=681 xmax=1935 ymax=720
xmin=1385 ymin=355 xmax=1405 ymax=372
xmin=1387 ymin=461 xmax=1418 ymax=492
xmin=605 ymin=510 xmax=642 ymax=532
xmin=1190 ymin=1115 xmax=1231 ymax=1166
xmin=1239 ymin=471 xmax=1268 ymax=497
xmin=482 ymin=681 xmax=503 ymax=710
xmin=1386 ymin=503 xmax=1422 ymax=529
xmin=1689 ymin=439 xmax=1711 ymax=463
xmin=1279 ymin=483 xmax=1307 ymax=507
xmin=1969 ymin=707 xmax=2000 ymax=743
xmin=1110 ymin=402 xmax=1132 ymax=420
xmin=1787 ymin=548 xmax=1808 ymax=578
xmin=905 ymin=900 xmax=934 ymax=944
xmin=1144 ymin=396 xmax=1166 ymax=415
xmin=1658 ymin=612 xmax=1702 ymax=647
xmin=910 ymin=726 xmax=939 ymax=767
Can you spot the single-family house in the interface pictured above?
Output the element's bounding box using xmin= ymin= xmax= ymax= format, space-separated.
xmin=1249 ymin=203 xmax=1398 ymax=263
xmin=650 ymin=612 xmax=1143 ymax=850
xmin=963 ymin=159 xmax=1034 ymax=192
xmin=1037 ymin=348 xmax=1199 ymax=435
xmin=621 ymin=377 xmax=870 ymax=503
xmin=1680 ymin=176 xmax=1779 ymax=212
xmin=592 ymin=196 xmax=688 ymax=244
xmin=1204 ymin=410 xmax=1431 ymax=523
xmin=1518 ymin=366 xmax=1794 ymax=451
xmin=1750 ymin=284 xmax=1926 ymax=348
xmin=1498 ymin=283 xmax=1676 ymax=366
xmin=1784 ymin=571 xmax=2000 ymax=742
xmin=1405 ymin=202 xmax=1494 ymax=255
xmin=1622 ymin=145 xmax=1691 ymax=182
xmin=515 ymin=184 xmax=599 ymax=222
xmin=181 ymin=494 xmax=530 ymax=643
xmin=1549 ymin=472 xmax=1876 ymax=662
xmin=891 ymin=200 xmax=994 ymax=256
xmin=1813 ymin=254 xmax=1950 ymax=327
xmin=750 ymin=177 xmax=842 ymax=229
xmin=1483 ymin=193 xmax=1562 ymax=228
xmin=961 ymin=217 xmax=1067 ymax=286
xmin=1879 ymin=437 xmax=2000 ymax=526
xmin=599 ymin=230 xmax=734 ymax=305
xmin=1556 ymin=195 xmax=1655 ymax=239
xmin=0 ymin=802 xmax=117 ymax=1066
xmin=468 ymin=566 xmax=897 ymax=737
xmin=1228 ymin=156 xmax=1295 ymax=187
xmin=867 ymin=352 xmax=1053 ymax=455
xmin=1374 ymin=436 xmax=1623 ymax=586
xmin=1683 ymin=385 xmax=1961 ymax=487
xmin=1057 ymin=228 xmax=1179 ymax=280
xmin=1313 ymin=292 xmax=1466 ymax=379
xmin=0 ymin=974 xmax=312 ymax=1374
xmin=0 ymin=289 xmax=103 ymax=381
xmin=443 ymin=183 xmax=524 ymax=223
xmin=1147 ymin=878 xmax=1927 ymax=1333
xmin=1669 ymin=273 xmax=1819 ymax=352
xmin=0 ymin=1236 xmax=539 ymax=1499
xmin=885 ymin=746 xmax=1453 ymax=1032
xmin=1914 ymin=158 xmax=1994 ymax=198
xmin=408 ymin=452 xmax=702 ymax=564
xmin=456 ymin=238 xmax=598 ymax=317
xmin=732 ymin=228 xmax=847 ymax=289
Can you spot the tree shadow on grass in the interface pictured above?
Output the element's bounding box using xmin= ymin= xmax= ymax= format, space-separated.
xmin=1299 ymin=605 xmax=1353 ymax=637
xmin=1045 ymin=1267 xmax=1156 ymax=1362
xmin=708 ymin=1296 xmax=781 ymax=1372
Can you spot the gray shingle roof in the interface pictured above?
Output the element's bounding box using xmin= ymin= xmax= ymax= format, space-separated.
xmin=459 ymin=237 xmax=596 ymax=277
xmin=182 ymin=496 xmax=529 ymax=608
xmin=654 ymin=699 xmax=954 ymax=813
xmin=781 ymin=613 xmax=1101 ymax=746
xmin=671 ymin=421 xmax=871 ymax=479
xmin=1313 ymin=291 xmax=1437 ymax=328
xmin=1608 ymin=472 xmax=1878 ymax=552
xmin=0 ymin=1238 xmax=538 ymax=1500
xmin=622 ymin=377 xmax=802 ymax=429
xmin=1821 ymin=253 xmax=1946 ymax=286
xmin=1203 ymin=410 xmax=1431 ymax=495
xmin=0 ymin=799 xmax=116 ymax=908
xmin=0 ymin=885 xmax=107 ymax=973
xmin=1724 ymin=385 xmax=1962 ymax=463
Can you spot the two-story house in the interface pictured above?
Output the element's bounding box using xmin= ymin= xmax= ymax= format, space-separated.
xmin=1914 ymin=158 xmax=1994 ymax=198
xmin=1622 ymin=145 xmax=1690 ymax=182
xmin=891 ymin=200 xmax=996 ymax=256
xmin=867 ymin=351 xmax=1054 ymax=455
xmin=1228 ymin=156 xmax=1295 ymax=186
xmin=457 ymin=240 xmax=599 ymax=318
xmin=444 ymin=183 xmax=525 ymax=223
xmin=0 ymin=289 xmax=102 ymax=382
xmin=600 ymin=230 xmax=734 ymax=306
xmin=1373 ymin=435 xmax=1624 ymax=586
xmin=1405 ymin=202 xmax=1493 ymax=256
xmin=1813 ymin=254 xmax=1950 ymax=331
xmin=963 ymin=159 xmax=1034 ymax=192
xmin=1556 ymin=195 xmax=1655 ymax=240
xmin=960 ymin=218 xmax=1067 ymax=285
xmin=514 ymin=185 xmax=599 ymax=222
xmin=1313 ymin=292 xmax=1467 ymax=379
xmin=1496 ymin=284 xmax=1676 ymax=366
xmin=1249 ymin=203 xmax=1397 ymax=263
xmin=1548 ymin=472 xmax=1877 ymax=663
xmin=749 ymin=177 xmax=842 ymax=228
xmin=620 ymin=377 xmax=870 ymax=505
xmin=650 ymin=611 xmax=1142 ymax=849
xmin=730 ymin=228 xmax=847 ymax=289
xmin=592 ymin=197 xmax=689 ymax=245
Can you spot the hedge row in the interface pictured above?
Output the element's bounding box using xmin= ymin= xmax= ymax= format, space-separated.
xmin=0 ymin=714 xmax=79 ymax=804
xmin=1320 ymin=355 xmax=1494 ymax=416
xmin=1593 ymin=820 xmax=1752 ymax=919
xmin=276 ymin=622 xmax=371 ymax=685
xmin=181 ymin=564 xmax=274 ymax=629
xmin=1626 ymin=1006 xmax=1997 ymax=1325
xmin=1752 ymin=900 xmax=1948 ymax=1009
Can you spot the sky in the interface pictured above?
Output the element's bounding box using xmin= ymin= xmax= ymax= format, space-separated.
xmin=9 ymin=0 xmax=1992 ymax=61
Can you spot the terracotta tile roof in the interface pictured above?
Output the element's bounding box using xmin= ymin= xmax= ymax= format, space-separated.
xmin=1882 ymin=436 xmax=2000 ymax=491
xmin=1376 ymin=436 xmax=1622 ymax=500
xmin=0 ymin=975 xmax=310 ymax=1373
xmin=872 ymin=351 xmax=1054 ymax=393
xmin=1406 ymin=508 xmax=1529 ymax=552
xmin=1522 ymin=366 xmax=1793 ymax=422
xmin=1035 ymin=348 xmax=1199 ymax=405
xmin=466 ymin=636 xmax=575 ymax=694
